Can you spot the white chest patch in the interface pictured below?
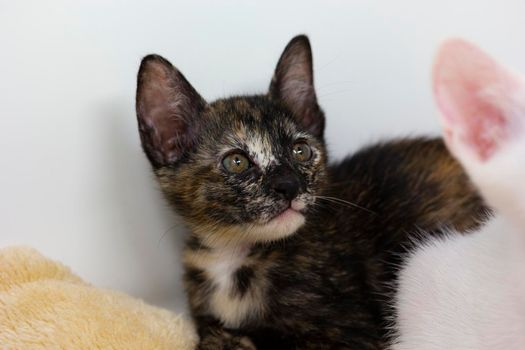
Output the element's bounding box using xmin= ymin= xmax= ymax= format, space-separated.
xmin=204 ymin=246 xmax=265 ymax=328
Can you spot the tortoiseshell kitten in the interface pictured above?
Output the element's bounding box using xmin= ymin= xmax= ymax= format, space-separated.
xmin=135 ymin=36 xmax=485 ymax=349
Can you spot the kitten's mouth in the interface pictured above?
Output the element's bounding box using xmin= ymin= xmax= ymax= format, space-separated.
xmin=239 ymin=199 xmax=307 ymax=243
xmin=267 ymin=199 xmax=306 ymax=223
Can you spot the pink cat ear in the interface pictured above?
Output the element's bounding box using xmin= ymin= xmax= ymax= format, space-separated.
xmin=433 ymin=39 xmax=524 ymax=161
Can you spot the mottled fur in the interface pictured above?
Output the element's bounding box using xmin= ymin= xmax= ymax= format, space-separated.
xmin=135 ymin=36 xmax=486 ymax=349
xmin=154 ymin=96 xmax=327 ymax=246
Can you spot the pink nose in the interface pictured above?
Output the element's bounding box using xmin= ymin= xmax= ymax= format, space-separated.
xmin=291 ymin=199 xmax=306 ymax=211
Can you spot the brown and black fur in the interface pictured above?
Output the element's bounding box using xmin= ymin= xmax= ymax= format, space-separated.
xmin=135 ymin=35 xmax=486 ymax=349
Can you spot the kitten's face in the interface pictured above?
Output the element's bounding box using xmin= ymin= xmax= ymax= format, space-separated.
xmin=136 ymin=36 xmax=327 ymax=246
xmin=156 ymin=96 xmax=328 ymax=245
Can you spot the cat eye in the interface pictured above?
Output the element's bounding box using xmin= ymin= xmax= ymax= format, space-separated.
xmin=292 ymin=141 xmax=313 ymax=162
xmin=222 ymin=152 xmax=251 ymax=173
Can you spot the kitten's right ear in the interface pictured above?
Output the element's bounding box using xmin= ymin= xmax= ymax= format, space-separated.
xmin=136 ymin=55 xmax=206 ymax=167
xmin=269 ymin=35 xmax=325 ymax=137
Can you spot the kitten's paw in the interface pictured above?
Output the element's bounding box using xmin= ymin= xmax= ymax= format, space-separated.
xmin=198 ymin=332 xmax=256 ymax=350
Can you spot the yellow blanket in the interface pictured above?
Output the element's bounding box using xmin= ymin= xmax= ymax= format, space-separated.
xmin=0 ymin=246 xmax=197 ymax=349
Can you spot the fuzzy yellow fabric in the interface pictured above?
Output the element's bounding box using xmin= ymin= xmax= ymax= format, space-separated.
xmin=0 ymin=246 xmax=197 ymax=350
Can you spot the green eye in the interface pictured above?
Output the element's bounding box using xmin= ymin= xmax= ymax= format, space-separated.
xmin=222 ymin=153 xmax=250 ymax=173
xmin=292 ymin=142 xmax=313 ymax=162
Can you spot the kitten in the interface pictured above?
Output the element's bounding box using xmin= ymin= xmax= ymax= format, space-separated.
xmin=392 ymin=39 xmax=525 ymax=349
xmin=135 ymin=35 xmax=485 ymax=349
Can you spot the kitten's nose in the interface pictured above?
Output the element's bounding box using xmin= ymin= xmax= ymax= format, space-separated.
xmin=272 ymin=175 xmax=300 ymax=201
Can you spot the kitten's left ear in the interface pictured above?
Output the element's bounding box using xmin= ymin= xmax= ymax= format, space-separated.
xmin=433 ymin=39 xmax=525 ymax=161
xmin=269 ymin=35 xmax=325 ymax=137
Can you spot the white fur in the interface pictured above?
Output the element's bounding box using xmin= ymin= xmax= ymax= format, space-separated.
xmin=206 ymin=245 xmax=258 ymax=328
xmin=393 ymin=215 xmax=525 ymax=350
xmin=392 ymin=40 xmax=525 ymax=349
xmin=247 ymin=135 xmax=276 ymax=168
xmin=207 ymin=245 xmax=248 ymax=293
xmin=188 ymin=244 xmax=266 ymax=329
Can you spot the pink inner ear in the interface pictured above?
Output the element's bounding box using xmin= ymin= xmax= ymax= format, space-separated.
xmin=433 ymin=39 xmax=519 ymax=161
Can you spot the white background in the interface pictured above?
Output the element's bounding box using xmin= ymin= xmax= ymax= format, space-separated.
xmin=1 ymin=0 xmax=525 ymax=313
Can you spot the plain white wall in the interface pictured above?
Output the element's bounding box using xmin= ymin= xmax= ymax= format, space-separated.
xmin=2 ymin=0 xmax=525 ymax=314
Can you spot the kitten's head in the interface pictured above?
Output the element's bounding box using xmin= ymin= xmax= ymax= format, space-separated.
xmin=135 ymin=35 xmax=328 ymax=246
xmin=433 ymin=39 xmax=525 ymax=223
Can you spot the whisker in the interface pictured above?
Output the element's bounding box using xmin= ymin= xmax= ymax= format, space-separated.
xmin=317 ymin=80 xmax=356 ymax=89
xmin=314 ymin=195 xmax=376 ymax=215
xmin=157 ymin=223 xmax=184 ymax=248
xmin=318 ymin=89 xmax=356 ymax=99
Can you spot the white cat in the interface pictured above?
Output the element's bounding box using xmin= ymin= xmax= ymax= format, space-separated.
xmin=392 ymin=39 xmax=525 ymax=350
